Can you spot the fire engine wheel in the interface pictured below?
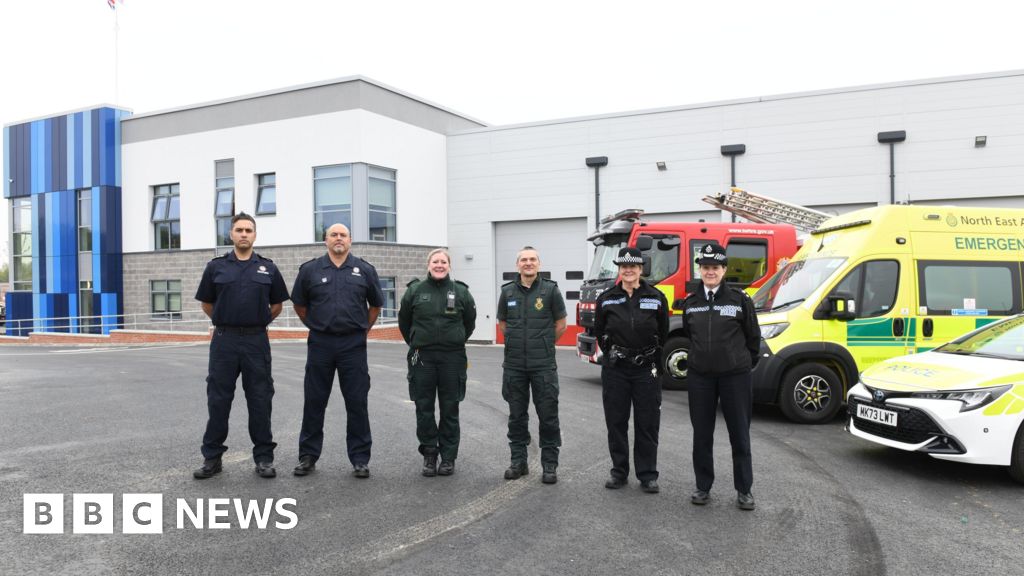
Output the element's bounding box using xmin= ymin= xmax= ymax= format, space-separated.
xmin=1009 ymin=422 xmax=1024 ymax=484
xmin=779 ymin=363 xmax=844 ymax=424
xmin=660 ymin=336 xmax=689 ymax=390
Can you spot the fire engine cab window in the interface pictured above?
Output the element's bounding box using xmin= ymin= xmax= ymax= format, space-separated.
xmin=641 ymin=235 xmax=680 ymax=285
xmin=724 ymin=242 xmax=768 ymax=287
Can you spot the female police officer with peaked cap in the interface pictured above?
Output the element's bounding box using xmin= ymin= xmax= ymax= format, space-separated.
xmin=681 ymin=242 xmax=761 ymax=510
xmin=593 ymin=247 xmax=669 ymax=493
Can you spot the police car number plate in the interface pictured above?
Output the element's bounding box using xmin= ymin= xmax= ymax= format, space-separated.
xmin=856 ymin=403 xmax=898 ymax=427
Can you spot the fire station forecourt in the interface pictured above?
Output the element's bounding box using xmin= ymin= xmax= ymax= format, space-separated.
xmin=1 ymin=340 xmax=1022 ymax=576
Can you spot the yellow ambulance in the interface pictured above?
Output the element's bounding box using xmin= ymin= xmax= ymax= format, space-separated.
xmin=752 ymin=204 xmax=1024 ymax=423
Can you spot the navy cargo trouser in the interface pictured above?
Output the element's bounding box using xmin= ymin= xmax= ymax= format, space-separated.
xmin=408 ymin=348 xmax=467 ymax=463
xmin=502 ymin=368 xmax=561 ymax=469
xmin=298 ymin=331 xmax=372 ymax=466
xmin=202 ymin=329 xmax=276 ymax=462
xmin=601 ymin=363 xmax=661 ymax=482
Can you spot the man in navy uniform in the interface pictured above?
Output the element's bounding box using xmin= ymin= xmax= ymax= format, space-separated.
xmin=193 ymin=212 xmax=289 ymax=480
xmin=291 ymin=223 xmax=384 ymax=478
xmin=681 ymin=242 xmax=761 ymax=510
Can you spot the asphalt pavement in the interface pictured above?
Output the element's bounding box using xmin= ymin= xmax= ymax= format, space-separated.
xmin=1 ymin=341 xmax=1022 ymax=576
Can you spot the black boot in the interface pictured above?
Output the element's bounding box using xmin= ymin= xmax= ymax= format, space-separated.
xmin=422 ymin=453 xmax=438 ymax=477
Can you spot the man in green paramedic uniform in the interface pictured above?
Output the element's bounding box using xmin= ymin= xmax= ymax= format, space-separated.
xmin=497 ymin=247 xmax=567 ymax=484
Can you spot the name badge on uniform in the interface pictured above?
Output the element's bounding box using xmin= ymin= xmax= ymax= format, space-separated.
xmin=639 ymin=298 xmax=661 ymax=310
xmin=257 ymin=265 xmax=270 ymax=275
xmin=507 ymin=300 xmax=518 ymax=308
xmin=321 ymin=277 xmax=328 ymax=283
xmin=352 ymin=267 xmax=362 ymax=276
xmin=718 ymin=304 xmax=741 ymax=317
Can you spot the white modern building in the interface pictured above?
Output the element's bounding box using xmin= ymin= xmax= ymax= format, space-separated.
xmin=8 ymin=70 xmax=1024 ymax=339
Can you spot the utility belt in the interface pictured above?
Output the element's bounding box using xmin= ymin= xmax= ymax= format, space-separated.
xmin=608 ymin=344 xmax=659 ymax=367
xmin=216 ymin=325 xmax=267 ymax=335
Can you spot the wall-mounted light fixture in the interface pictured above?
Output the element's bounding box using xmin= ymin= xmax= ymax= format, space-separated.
xmin=585 ymin=156 xmax=609 ymax=229
xmin=975 ymin=135 xmax=987 ymax=147
xmin=656 ymin=161 xmax=667 ymax=171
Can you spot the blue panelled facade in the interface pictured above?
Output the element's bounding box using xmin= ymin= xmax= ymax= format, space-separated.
xmin=4 ymin=107 xmax=130 ymax=335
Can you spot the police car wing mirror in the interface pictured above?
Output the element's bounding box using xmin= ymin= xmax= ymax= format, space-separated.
xmin=635 ymin=235 xmax=654 ymax=251
xmin=672 ymin=298 xmax=686 ymax=311
xmin=827 ymin=291 xmax=857 ymax=321
xmin=642 ymin=255 xmax=652 ymax=278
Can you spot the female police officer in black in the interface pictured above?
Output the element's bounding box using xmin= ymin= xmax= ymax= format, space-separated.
xmin=593 ymin=247 xmax=669 ymax=493
xmin=398 ymin=248 xmax=476 ymax=476
xmin=681 ymin=242 xmax=760 ymax=510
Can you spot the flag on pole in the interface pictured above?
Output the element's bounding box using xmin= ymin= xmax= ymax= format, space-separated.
xmin=107 ymin=0 xmax=122 ymax=9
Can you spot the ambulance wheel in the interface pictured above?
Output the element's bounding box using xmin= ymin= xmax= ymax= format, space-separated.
xmin=779 ymin=363 xmax=843 ymax=424
xmin=1009 ymin=422 xmax=1024 ymax=484
xmin=660 ymin=336 xmax=689 ymax=390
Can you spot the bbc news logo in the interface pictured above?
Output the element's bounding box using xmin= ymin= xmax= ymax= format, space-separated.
xmin=23 ymin=494 xmax=298 ymax=534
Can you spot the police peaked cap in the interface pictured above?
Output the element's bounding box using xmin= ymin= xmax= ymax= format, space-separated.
xmin=613 ymin=247 xmax=644 ymax=265
xmin=695 ymin=243 xmax=728 ymax=266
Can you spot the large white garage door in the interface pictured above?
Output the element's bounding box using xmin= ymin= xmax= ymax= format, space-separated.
xmin=494 ymin=218 xmax=589 ymax=331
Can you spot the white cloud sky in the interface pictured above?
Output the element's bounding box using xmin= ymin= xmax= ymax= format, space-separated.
xmin=2 ymin=0 xmax=1023 ymax=260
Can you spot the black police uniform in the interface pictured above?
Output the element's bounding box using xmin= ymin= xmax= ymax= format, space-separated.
xmin=292 ymin=253 xmax=384 ymax=468
xmin=593 ymin=273 xmax=669 ymax=485
xmin=496 ymin=277 xmax=566 ymax=473
xmin=681 ymin=244 xmax=761 ymax=498
xmin=195 ymin=251 xmax=289 ymax=464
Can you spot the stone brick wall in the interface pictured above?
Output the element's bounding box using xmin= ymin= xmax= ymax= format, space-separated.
xmin=122 ymin=242 xmax=437 ymax=331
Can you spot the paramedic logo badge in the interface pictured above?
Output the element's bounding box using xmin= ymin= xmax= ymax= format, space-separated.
xmin=946 ymin=214 xmax=958 ymax=227
xmin=535 ymin=297 xmax=544 ymax=311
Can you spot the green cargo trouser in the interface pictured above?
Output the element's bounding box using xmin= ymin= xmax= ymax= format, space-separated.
xmin=408 ymin=348 xmax=467 ymax=462
xmin=502 ymin=368 xmax=561 ymax=469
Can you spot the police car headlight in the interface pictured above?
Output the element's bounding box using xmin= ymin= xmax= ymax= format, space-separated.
xmin=760 ymin=323 xmax=789 ymax=339
xmin=911 ymin=385 xmax=1011 ymax=412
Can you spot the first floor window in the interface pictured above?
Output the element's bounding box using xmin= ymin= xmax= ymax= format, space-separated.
xmin=368 ymin=166 xmax=396 ymax=242
xmin=215 ymin=160 xmax=235 ymax=246
xmin=12 ymin=197 xmax=33 ymax=291
xmin=151 ymin=279 xmax=183 ymax=320
xmin=152 ymin=184 xmax=181 ymax=250
xmin=313 ymin=164 xmax=352 ymax=241
xmin=257 ymin=173 xmax=277 ymax=215
xmin=380 ymin=277 xmax=396 ymax=320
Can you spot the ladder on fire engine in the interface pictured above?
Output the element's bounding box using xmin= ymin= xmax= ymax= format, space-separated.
xmin=702 ymin=187 xmax=832 ymax=234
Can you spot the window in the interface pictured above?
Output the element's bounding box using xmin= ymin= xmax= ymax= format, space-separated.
xmin=640 ymin=234 xmax=680 ymax=285
xmin=78 ymin=189 xmax=98 ymax=333
xmin=724 ymin=241 xmax=768 ymax=287
xmin=256 ymin=173 xmax=276 ymax=215
xmin=152 ymin=184 xmax=181 ymax=250
xmin=313 ymin=164 xmax=352 ymax=241
xmin=380 ymin=277 xmax=396 ymax=320
xmin=151 ymin=280 xmax=183 ymax=320
xmin=12 ymin=197 xmax=32 ymax=291
xmin=918 ymin=261 xmax=1020 ymax=316
xmin=215 ymin=160 xmax=235 ymax=246
xmin=368 ymin=166 xmax=396 ymax=242
xmin=829 ymin=260 xmax=899 ymax=318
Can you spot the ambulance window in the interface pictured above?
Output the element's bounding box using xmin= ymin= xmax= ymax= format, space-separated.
xmin=641 ymin=234 xmax=680 ymax=285
xmin=918 ymin=261 xmax=1021 ymax=316
xmin=724 ymin=241 xmax=768 ymax=288
xmin=829 ymin=260 xmax=898 ymax=318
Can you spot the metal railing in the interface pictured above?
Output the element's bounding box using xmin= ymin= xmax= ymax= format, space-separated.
xmin=2 ymin=307 xmax=398 ymax=336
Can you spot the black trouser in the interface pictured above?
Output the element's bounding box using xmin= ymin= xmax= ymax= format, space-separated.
xmin=201 ymin=329 xmax=276 ymax=462
xmin=687 ymin=369 xmax=753 ymax=493
xmin=503 ymin=368 xmax=561 ymax=469
xmin=601 ymin=364 xmax=661 ymax=482
xmin=298 ymin=331 xmax=372 ymax=466
xmin=407 ymin=348 xmax=467 ymax=462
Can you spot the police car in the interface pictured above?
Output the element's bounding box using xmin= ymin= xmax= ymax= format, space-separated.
xmin=847 ymin=314 xmax=1024 ymax=483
